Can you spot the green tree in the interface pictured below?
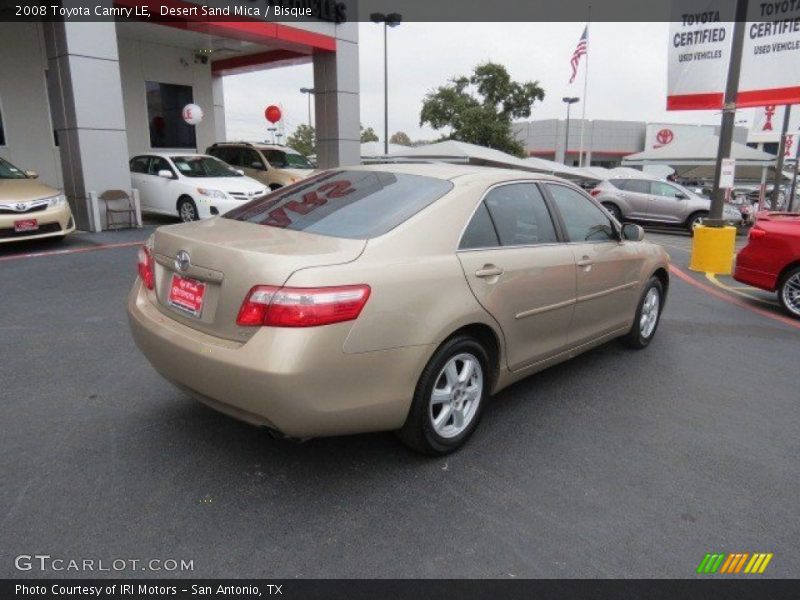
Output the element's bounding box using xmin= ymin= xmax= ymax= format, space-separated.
xmin=389 ymin=131 xmax=412 ymax=146
xmin=420 ymin=62 xmax=544 ymax=157
xmin=286 ymin=124 xmax=315 ymax=156
xmin=360 ymin=126 xmax=379 ymax=143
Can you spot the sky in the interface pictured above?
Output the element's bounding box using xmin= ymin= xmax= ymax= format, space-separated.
xmin=222 ymin=22 xmax=750 ymax=144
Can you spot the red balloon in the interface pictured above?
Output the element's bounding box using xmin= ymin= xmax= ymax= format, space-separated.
xmin=265 ymin=105 xmax=282 ymax=124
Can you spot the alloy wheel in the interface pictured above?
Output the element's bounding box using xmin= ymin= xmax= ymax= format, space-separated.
xmin=180 ymin=201 xmax=197 ymax=222
xmin=640 ymin=287 xmax=660 ymax=339
xmin=429 ymin=353 xmax=483 ymax=439
xmin=781 ymin=272 xmax=800 ymax=317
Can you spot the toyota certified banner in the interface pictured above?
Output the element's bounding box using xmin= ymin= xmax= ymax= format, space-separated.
xmin=667 ymin=0 xmax=800 ymax=110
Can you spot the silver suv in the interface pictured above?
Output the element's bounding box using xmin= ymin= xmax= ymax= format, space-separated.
xmin=591 ymin=177 xmax=742 ymax=233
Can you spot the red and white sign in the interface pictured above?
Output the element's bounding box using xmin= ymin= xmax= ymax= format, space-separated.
xmin=181 ymin=104 xmax=204 ymax=125
xmin=750 ymin=105 xmax=800 ymax=143
xmin=14 ymin=219 xmax=38 ymax=232
xmin=168 ymin=274 xmax=206 ymax=317
xmin=720 ymin=158 xmax=736 ymax=189
xmin=667 ymin=0 xmax=800 ymax=110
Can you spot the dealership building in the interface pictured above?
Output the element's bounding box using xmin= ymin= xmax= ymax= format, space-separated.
xmin=0 ymin=2 xmax=359 ymax=230
xmin=513 ymin=119 xmax=751 ymax=169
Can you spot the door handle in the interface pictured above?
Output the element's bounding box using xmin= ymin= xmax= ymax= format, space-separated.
xmin=475 ymin=265 xmax=504 ymax=278
xmin=577 ymin=256 xmax=593 ymax=268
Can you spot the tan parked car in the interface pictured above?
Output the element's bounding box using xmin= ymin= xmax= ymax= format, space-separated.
xmin=0 ymin=157 xmax=75 ymax=244
xmin=128 ymin=164 xmax=670 ymax=454
xmin=206 ymin=142 xmax=313 ymax=191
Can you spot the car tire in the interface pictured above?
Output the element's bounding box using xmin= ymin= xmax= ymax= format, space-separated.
xmin=177 ymin=197 xmax=199 ymax=223
xmin=397 ymin=335 xmax=490 ymax=455
xmin=620 ymin=277 xmax=664 ymax=349
xmin=778 ymin=265 xmax=800 ymax=319
xmin=269 ymin=184 xmax=282 ymax=192
xmin=686 ymin=211 xmax=708 ymax=234
xmin=602 ymin=202 xmax=623 ymax=222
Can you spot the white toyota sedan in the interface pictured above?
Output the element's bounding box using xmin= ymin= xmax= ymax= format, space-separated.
xmin=130 ymin=153 xmax=268 ymax=222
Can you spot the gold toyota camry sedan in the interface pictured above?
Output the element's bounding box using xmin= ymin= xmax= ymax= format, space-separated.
xmin=128 ymin=164 xmax=669 ymax=454
xmin=1 ymin=157 xmax=75 ymax=244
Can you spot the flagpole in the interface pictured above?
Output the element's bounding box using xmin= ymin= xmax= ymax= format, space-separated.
xmin=578 ymin=7 xmax=591 ymax=168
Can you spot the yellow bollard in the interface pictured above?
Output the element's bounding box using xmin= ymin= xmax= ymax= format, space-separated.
xmin=689 ymin=225 xmax=737 ymax=274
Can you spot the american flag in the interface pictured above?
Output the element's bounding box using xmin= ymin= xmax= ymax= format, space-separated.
xmin=569 ymin=26 xmax=588 ymax=84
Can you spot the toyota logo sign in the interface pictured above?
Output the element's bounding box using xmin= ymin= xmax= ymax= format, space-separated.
xmin=656 ymin=129 xmax=674 ymax=145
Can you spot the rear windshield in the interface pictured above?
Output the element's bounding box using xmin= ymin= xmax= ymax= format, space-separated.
xmin=223 ymin=170 xmax=454 ymax=239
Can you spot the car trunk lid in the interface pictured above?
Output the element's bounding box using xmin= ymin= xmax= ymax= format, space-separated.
xmin=149 ymin=217 xmax=366 ymax=342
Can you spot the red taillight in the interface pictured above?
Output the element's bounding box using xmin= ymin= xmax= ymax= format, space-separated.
xmin=236 ymin=284 xmax=371 ymax=327
xmin=137 ymin=245 xmax=155 ymax=290
xmin=590 ymin=189 xmax=601 ymax=197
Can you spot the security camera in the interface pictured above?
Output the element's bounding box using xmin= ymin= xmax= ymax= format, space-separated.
xmin=194 ymin=54 xmax=208 ymax=65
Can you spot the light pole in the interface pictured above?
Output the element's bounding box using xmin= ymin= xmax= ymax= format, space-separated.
xmin=299 ymin=87 xmax=314 ymax=128
xmin=371 ymin=12 xmax=402 ymax=155
xmin=562 ymin=97 xmax=580 ymax=166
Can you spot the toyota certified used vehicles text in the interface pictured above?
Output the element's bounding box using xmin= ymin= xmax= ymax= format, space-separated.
xmin=128 ymin=165 xmax=670 ymax=454
xmin=0 ymin=157 xmax=74 ymax=244
xmin=130 ymin=153 xmax=268 ymax=222
xmin=734 ymin=212 xmax=800 ymax=319
xmin=591 ymin=177 xmax=743 ymax=233
xmin=207 ymin=142 xmax=313 ymax=191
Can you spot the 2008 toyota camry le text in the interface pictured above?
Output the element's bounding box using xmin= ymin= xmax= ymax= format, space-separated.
xmin=127 ymin=164 xmax=670 ymax=454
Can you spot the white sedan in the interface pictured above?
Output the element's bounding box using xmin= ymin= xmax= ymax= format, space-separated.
xmin=130 ymin=153 xmax=268 ymax=222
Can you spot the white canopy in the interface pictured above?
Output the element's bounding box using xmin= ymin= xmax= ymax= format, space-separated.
xmin=522 ymin=157 xmax=603 ymax=182
xmin=373 ymin=140 xmax=600 ymax=181
xmin=622 ymin=136 xmax=777 ymax=180
xmin=360 ymin=142 xmax=409 ymax=157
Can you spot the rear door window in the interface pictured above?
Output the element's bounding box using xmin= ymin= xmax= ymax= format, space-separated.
xmin=130 ymin=156 xmax=150 ymax=174
xmin=651 ymin=181 xmax=684 ymax=198
xmin=625 ymin=179 xmax=651 ymax=194
xmin=483 ymin=183 xmax=558 ymax=246
xmin=460 ymin=202 xmax=500 ymax=250
xmin=224 ymin=170 xmax=453 ymax=239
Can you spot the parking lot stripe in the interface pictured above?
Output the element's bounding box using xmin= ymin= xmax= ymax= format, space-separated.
xmin=0 ymin=240 xmax=142 ymax=263
xmin=704 ymin=273 xmax=780 ymax=307
xmin=669 ymin=265 xmax=800 ymax=331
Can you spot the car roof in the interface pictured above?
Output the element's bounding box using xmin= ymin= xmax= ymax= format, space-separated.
xmin=337 ymin=162 xmax=573 ymax=185
xmin=136 ymin=152 xmax=212 ymax=159
xmin=213 ymin=142 xmax=302 ymax=154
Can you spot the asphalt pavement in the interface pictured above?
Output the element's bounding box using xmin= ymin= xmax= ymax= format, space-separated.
xmin=1 ymin=225 xmax=798 ymax=578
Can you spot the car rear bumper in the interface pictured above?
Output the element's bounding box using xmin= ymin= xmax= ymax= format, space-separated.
xmin=127 ymin=280 xmax=430 ymax=438
xmin=0 ymin=203 xmax=75 ymax=243
xmin=733 ymin=263 xmax=777 ymax=291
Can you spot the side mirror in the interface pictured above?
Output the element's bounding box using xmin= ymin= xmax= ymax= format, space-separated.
xmin=25 ymin=170 xmax=39 ymax=179
xmin=622 ymin=223 xmax=645 ymax=242
xmin=157 ymin=169 xmax=174 ymax=179
xmin=250 ymin=161 xmax=265 ymax=170
xmin=235 ymin=169 xmax=244 ymax=176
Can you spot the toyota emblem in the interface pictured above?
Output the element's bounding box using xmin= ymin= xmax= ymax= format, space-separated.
xmin=656 ymin=128 xmax=674 ymax=145
xmin=15 ymin=203 xmax=27 ymax=211
xmin=175 ymin=250 xmax=191 ymax=272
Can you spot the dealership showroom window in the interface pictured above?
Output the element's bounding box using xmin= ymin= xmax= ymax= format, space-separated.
xmin=1 ymin=0 xmax=800 ymax=598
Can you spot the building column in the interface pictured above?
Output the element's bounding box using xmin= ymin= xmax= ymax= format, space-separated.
xmin=313 ymin=24 xmax=360 ymax=168
xmin=43 ymin=19 xmax=130 ymax=231
xmin=212 ymin=75 xmax=227 ymax=143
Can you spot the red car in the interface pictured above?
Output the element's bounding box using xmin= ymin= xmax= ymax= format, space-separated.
xmin=733 ymin=212 xmax=800 ymax=318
